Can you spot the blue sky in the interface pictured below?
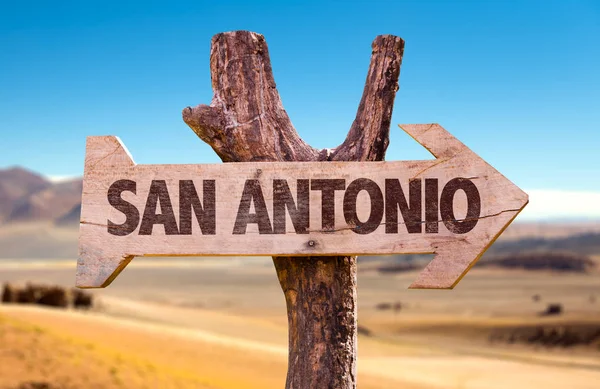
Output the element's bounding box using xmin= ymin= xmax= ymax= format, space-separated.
xmin=1 ymin=0 xmax=599 ymax=205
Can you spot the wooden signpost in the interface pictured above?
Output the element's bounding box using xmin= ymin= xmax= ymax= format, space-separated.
xmin=77 ymin=123 xmax=527 ymax=289
xmin=76 ymin=31 xmax=528 ymax=388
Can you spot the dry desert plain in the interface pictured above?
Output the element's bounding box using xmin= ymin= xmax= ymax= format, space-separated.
xmin=1 ymin=252 xmax=600 ymax=389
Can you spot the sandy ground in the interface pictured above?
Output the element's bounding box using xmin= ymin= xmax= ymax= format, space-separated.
xmin=0 ymin=305 xmax=425 ymax=389
xmin=1 ymin=259 xmax=600 ymax=388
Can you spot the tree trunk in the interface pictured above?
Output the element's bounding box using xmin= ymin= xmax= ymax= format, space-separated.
xmin=183 ymin=30 xmax=404 ymax=389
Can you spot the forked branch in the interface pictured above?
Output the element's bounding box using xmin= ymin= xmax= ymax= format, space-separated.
xmin=182 ymin=30 xmax=404 ymax=389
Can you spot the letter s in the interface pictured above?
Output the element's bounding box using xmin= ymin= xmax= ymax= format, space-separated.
xmin=107 ymin=179 xmax=140 ymax=236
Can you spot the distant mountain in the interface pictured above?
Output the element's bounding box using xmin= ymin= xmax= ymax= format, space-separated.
xmin=0 ymin=167 xmax=51 ymax=222
xmin=0 ymin=166 xmax=82 ymax=226
xmin=480 ymin=252 xmax=596 ymax=273
xmin=6 ymin=179 xmax=82 ymax=223
xmin=497 ymin=221 xmax=600 ymax=240
xmin=486 ymin=233 xmax=600 ymax=257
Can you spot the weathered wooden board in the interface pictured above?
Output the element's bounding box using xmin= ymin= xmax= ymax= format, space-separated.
xmin=77 ymin=124 xmax=528 ymax=289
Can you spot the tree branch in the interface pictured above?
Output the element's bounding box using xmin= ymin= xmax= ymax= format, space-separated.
xmin=331 ymin=35 xmax=405 ymax=162
xmin=182 ymin=30 xmax=404 ymax=389
xmin=183 ymin=31 xmax=320 ymax=163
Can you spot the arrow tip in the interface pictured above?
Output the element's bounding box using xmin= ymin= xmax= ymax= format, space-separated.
xmin=399 ymin=124 xmax=469 ymax=160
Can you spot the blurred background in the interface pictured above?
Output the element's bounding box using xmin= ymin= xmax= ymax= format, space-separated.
xmin=1 ymin=1 xmax=599 ymax=388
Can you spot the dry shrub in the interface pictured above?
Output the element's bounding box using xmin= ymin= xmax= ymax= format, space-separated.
xmin=1 ymin=282 xmax=92 ymax=309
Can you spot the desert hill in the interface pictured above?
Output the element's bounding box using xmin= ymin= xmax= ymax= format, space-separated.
xmin=486 ymin=233 xmax=600 ymax=257
xmin=479 ymin=252 xmax=596 ymax=273
xmin=0 ymin=167 xmax=82 ymax=226
xmin=0 ymin=167 xmax=51 ymax=222
xmin=6 ymin=179 xmax=82 ymax=224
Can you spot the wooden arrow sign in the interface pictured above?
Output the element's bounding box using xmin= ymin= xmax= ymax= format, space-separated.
xmin=77 ymin=123 xmax=528 ymax=289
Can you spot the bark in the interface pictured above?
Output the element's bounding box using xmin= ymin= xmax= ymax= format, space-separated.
xmin=183 ymin=30 xmax=404 ymax=389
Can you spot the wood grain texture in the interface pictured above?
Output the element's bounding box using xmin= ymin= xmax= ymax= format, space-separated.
xmin=77 ymin=125 xmax=528 ymax=289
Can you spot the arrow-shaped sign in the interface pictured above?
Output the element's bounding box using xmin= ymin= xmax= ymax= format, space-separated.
xmin=77 ymin=124 xmax=528 ymax=289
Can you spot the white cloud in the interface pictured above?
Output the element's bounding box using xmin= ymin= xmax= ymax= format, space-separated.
xmin=46 ymin=175 xmax=80 ymax=183
xmin=518 ymin=189 xmax=600 ymax=221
